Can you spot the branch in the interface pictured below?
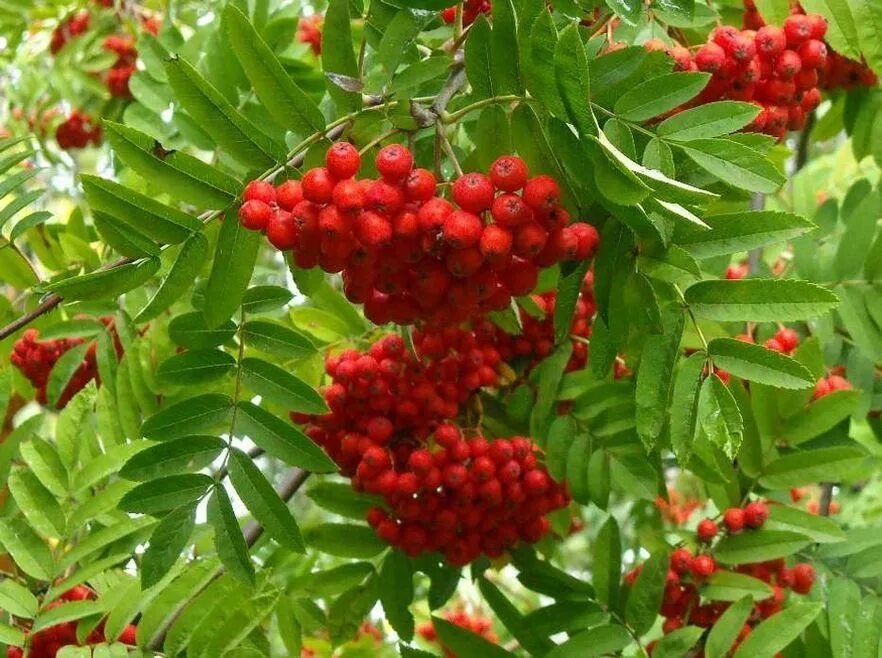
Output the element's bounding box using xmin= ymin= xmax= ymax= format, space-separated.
xmin=819 ymin=482 xmax=833 ymax=516
xmin=147 ymin=467 xmax=311 ymax=651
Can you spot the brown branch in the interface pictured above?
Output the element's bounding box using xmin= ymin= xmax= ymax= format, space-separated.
xmin=819 ymin=482 xmax=834 ymax=516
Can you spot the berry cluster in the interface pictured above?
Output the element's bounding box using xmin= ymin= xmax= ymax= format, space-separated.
xmin=484 ymin=271 xmax=597 ymax=373
xmin=49 ymin=11 xmax=90 ymax=54
xmin=813 ymin=373 xmax=852 ymax=399
xmin=9 ymin=320 xmax=121 ymax=408
xmin=297 ymin=331 xmax=568 ymax=564
xmin=655 ymin=487 xmax=705 ymax=526
xmin=237 ymin=143 xmax=599 ymax=326
xmin=743 ymin=0 xmax=878 ymax=90
xmin=54 ymin=111 xmax=102 ymax=150
xmin=417 ymin=610 xmax=497 ymax=658
xmin=103 ymin=35 xmax=137 ymax=98
xmin=736 ymin=326 xmax=801 ymax=355
xmin=6 ymin=587 xmax=137 ymax=658
xmin=297 ymin=15 xmax=323 ymax=55
xmin=441 ymin=0 xmax=492 ymax=27
xmin=633 ymin=501 xmax=816 ymax=656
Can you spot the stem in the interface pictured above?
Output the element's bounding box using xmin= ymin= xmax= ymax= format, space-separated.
xmin=819 ymin=482 xmax=834 ymax=516
xmin=442 ymin=94 xmax=529 ymax=124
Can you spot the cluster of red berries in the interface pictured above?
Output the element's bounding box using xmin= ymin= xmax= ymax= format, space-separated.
xmin=237 ymin=143 xmax=599 ymax=326
xmin=441 ymin=0 xmax=492 ymax=27
xmin=103 ymin=35 xmax=137 ymax=98
xmin=484 ymin=272 xmax=596 ymax=373
xmin=651 ymin=15 xmax=831 ymax=139
xmin=6 ymin=586 xmax=137 ymax=658
xmin=743 ymin=0 xmax=877 ymax=90
xmin=55 ymin=111 xmax=101 ymax=150
xmin=736 ymin=326 xmax=800 ymax=355
xmin=417 ymin=610 xmax=497 ymax=658
xmin=296 ymin=331 xmax=568 ymax=564
xmin=633 ymin=501 xmax=816 ymax=656
xmin=813 ymin=373 xmax=852 ymax=399
xmin=9 ymin=319 xmax=121 ymax=408
xmin=49 ymin=11 xmax=90 ymax=54
xmin=297 ymin=15 xmax=323 ymax=55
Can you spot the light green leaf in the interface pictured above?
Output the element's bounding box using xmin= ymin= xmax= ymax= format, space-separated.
xmin=241 ymin=286 xmax=294 ymax=314
xmin=33 ymin=601 xmax=103 ymax=633
xmin=615 ymin=72 xmax=709 ymax=122
xmin=322 ymin=0 xmax=361 ymax=111
xmin=801 ymin=0 xmax=860 ymax=58
xmin=766 ymin=504 xmax=846 ymax=543
xmin=303 ymin=524 xmax=386 ymax=558
xmin=685 ymin=280 xmax=838 ymax=322
xmin=208 ymin=486 xmax=255 ymax=585
xmin=759 ymin=446 xmax=868 ymax=489
xmin=45 ymin=342 xmax=90 ymax=408
xmin=156 ymin=349 xmax=236 ymax=385
xmin=669 ymin=353 xmax=706 ymax=462
xmin=636 ymin=308 xmax=684 ymax=447
xmin=135 ymin=232 xmax=209 ymax=322
xmin=432 ymin=617 xmax=517 ymax=658
xmin=679 ymin=211 xmax=815 ymax=258
xmin=554 ymin=25 xmax=594 ymax=137
xmin=657 ymin=101 xmax=760 ymax=140
xmin=0 ymin=579 xmax=38 ymax=618
xmin=169 ymin=312 xmax=237 ymax=349
xmin=228 ymin=448 xmax=305 ymax=552
xmin=708 ymin=338 xmax=815 ymax=389
xmin=204 ymin=210 xmax=261 ymax=327
xmin=680 ymin=138 xmax=786 ymax=193
xmin=241 ymin=320 xmax=316 ymax=358
xmin=545 ymin=623 xmax=632 ymax=658
xmin=240 ymin=357 xmax=328 ymax=414
xmin=141 ymin=393 xmax=233 ymax=440
xmin=733 ymin=602 xmax=823 ymax=658
xmin=0 ymin=518 xmax=53 ymax=579
xmin=46 ymin=258 xmax=160 ymax=302
xmin=8 ymin=468 xmax=66 ymax=538
xmin=142 ymin=503 xmax=197 ymax=589
xmin=698 ymin=375 xmax=744 ymax=458
xmin=653 ymin=625 xmax=704 ymax=658
xmin=714 ymin=530 xmax=812 ymax=565
xmin=702 ymin=571 xmax=774 ymax=601
xmin=119 ymin=474 xmax=214 ymax=514
xmin=706 ymin=596 xmax=754 ymax=658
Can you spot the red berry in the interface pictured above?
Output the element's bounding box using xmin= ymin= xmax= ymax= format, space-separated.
xmin=266 ymin=210 xmax=299 ymax=249
xmin=301 ymin=167 xmax=335 ymax=203
xmin=332 ymin=178 xmax=365 ymax=213
xmin=522 ymin=175 xmax=560 ymax=214
xmin=491 ymin=193 xmax=531 ymax=227
xmin=792 ymin=563 xmax=815 ymax=594
xmin=375 ymin=144 xmax=413 ymax=182
xmin=514 ymin=222 xmax=548 ymax=258
xmin=489 ymin=155 xmax=529 ymax=192
xmin=695 ymin=43 xmax=726 ymax=73
xmin=354 ymin=211 xmax=393 ymax=248
xmin=775 ymin=328 xmax=799 ymax=352
xmin=326 ymin=141 xmax=361 ymax=179
xmin=744 ymin=501 xmax=768 ymax=529
xmin=775 ymin=50 xmax=802 ymax=79
xmin=784 ymin=14 xmax=812 ymax=46
xmin=405 ymin=168 xmax=437 ymax=201
xmin=670 ymin=547 xmax=693 ymax=575
xmin=452 ymin=172 xmax=495 ymax=213
xmin=691 ymin=554 xmax=716 ymax=578
xmin=756 ymin=25 xmax=786 ymax=56
xmin=479 ymin=224 xmax=513 ymax=261
xmin=243 ymin=180 xmax=276 ymax=204
xmin=238 ymin=200 xmax=272 ymax=231
xmin=697 ymin=518 xmax=718 ymax=543
xmin=798 ymin=39 xmax=827 ymax=69
xmin=807 ymin=14 xmax=828 ymax=40
xmin=443 ymin=210 xmax=484 ymax=248
xmin=723 ymin=507 xmax=745 ymax=532
xmin=276 ymin=180 xmax=304 ymax=211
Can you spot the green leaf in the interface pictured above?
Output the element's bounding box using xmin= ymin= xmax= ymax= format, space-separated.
xmin=669 ymin=353 xmax=706 ymax=462
xmin=46 ymin=258 xmax=160 ymax=302
xmin=141 ymin=394 xmax=233 ymax=440
xmin=685 ymin=280 xmax=838 ymax=322
xmin=240 ymin=357 xmax=328 ymax=414
xmin=554 ymin=261 xmax=592 ymax=343
xmin=766 ymin=504 xmax=846 ymax=543
xmin=850 ymin=0 xmax=882 ymax=74
xmin=465 ymin=16 xmax=493 ymax=99
xmin=636 ymin=308 xmax=684 ymax=447
xmin=81 ymin=175 xmax=202 ymax=244
xmin=657 ymin=101 xmax=760 ymax=140
xmin=715 ymin=530 xmax=812 ymax=565
xmin=653 ymin=625 xmax=704 ymax=658
xmin=135 ymin=232 xmax=209 ymax=322
xmin=8 ymin=468 xmax=66 ymax=538
xmin=0 ymin=518 xmax=53 ymax=580
xmin=520 ymin=601 xmax=606 ymax=639
xmin=204 ymin=210 xmax=261 ymax=327
xmin=851 ymin=595 xmax=882 ymax=657
xmin=432 ymin=617 xmax=517 ymax=658
xmin=530 ymin=342 xmax=573 ymax=441
xmin=156 ymin=349 xmax=236 ymax=385
xmin=554 ymin=24 xmax=595 ymax=137
xmin=119 ymin=474 xmax=213 ymax=514
xmin=698 ymin=375 xmax=744 ymax=458
xmin=228 ymin=448 xmax=305 ymax=552
xmin=32 ymin=601 xmax=104 ymax=633
xmin=241 ymin=320 xmax=316 ymax=358
xmin=208 ymin=486 xmax=255 ymax=585
xmin=166 ymin=57 xmax=285 ymax=169
xmin=56 ymin=385 xmax=94 ymax=468
xmin=732 ymin=602 xmax=823 ymax=658
xmin=378 ymin=9 xmax=426 ymax=82
xmin=828 ymin=576 xmax=861 ymax=658
xmin=835 ymin=183 xmax=881 ymax=278
xmin=705 ymin=596 xmax=754 ymax=658
xmin=752 ymin=0 xmax=791 ymax=24
xmin=759 ymin=446 xmax=867 ymax=489
xmin=169 ymin=312 xmax=237 ymax=349
xmin=241 ymin=286 xmax=294 ymax=314
xmin=702 ymin=571 xmax=774 ymax=601
xmin=708 ymin=338 xmax=815 ymax=389
xmin=801 ymin=0 xmax=860 ymax=58
xmin=306 ymin=482 xmax=382 ymax=519
xmin=836 ymin=284 xmax=882 ymax=362
xmin=379 ymin=551 xmax=415 ymax=641
xmin=104 ymin=122 xmax=238 ymax=209
xmin=303 ymin=524 xmax=386 ymax=558
xmin=479 ymin=577 xmax=553 ymax=657
xmin=490 ymin=0 xmax=522 ymax=94
xmin=120 ymin=436 xmax=227 ymax=481
xmin=593 ymin=516 xmax=621 ymax=608
xmin=45 ymin=342 xmax=90 ymax=408
xmin=626 ymin=549 xmax=669 ymax=635
xmin=545 ymin=623 xmax=632 ymax=658
xmin=605 ymin=0 xmax=643 ymax=24
xmin=679 ymin=211 xmax=815 ymax=258
xmin=235 ymin=401 xmax=337 ymax=472
xmin=142 ymin=503 xmax=197 ymax=589
xmin=57 ymin=517 xmax=155 ymax=571
xmin=679 ymin=138 xmax=786 ymax=193
xmin=525 ymin=12 xmax=566 ymax=117
xmin=223 ymin=5 xmax=324 ymax=136
xmin=615 ymin=72 xmax=709 ymax=122
xmin=323 ymin=0 xmax=361 ymax=111
xmin=0 ymin=579 xmax=39 ymax=618
xmin=777 ymin=390 xmax=862 ymax=444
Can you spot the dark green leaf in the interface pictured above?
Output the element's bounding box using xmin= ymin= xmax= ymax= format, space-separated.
xmin=119 ymin=474 xmax=213 ymax=514
xmin=141 ymin=394 xmax=233 ymax=440
xmin=303 ymin=524 xmax=386 ymax=558
xmin=669 ymin=353 xmax=706 ymax=462
xmin=679 ymin=211 xmax=815 ymax=258
xmin=593 ymin=516 xmax=621 ymax=608
xmin=615 ymin=72 xmax=709 ymax=122
xmin=657 ymin=101 xmax=760 ymax=140
xmin=705 ymin=596 xmax=754 ymax=658
xmin=698 ymin=375 xmax=744 ymax=458
xmin=141 ymin=504 xmax=197 ymax=589
xmin=120 ymin=436 xmax=227 ymax=481
xmin=379 ymin=551 xmax=415 ymax=641
xmin=702 ymin=571 xmax=774 ymax=601
xmin=554 ymin=24 xmax=595 ymax=137
xmin=136 ymin=232 xmax=209 ymax=322
xmin=685 ymin=280 xmax=838 ymax=322
xmin=240 ymin=358 xmax=328 ymax=414
xmin=714 ymin=530 xmax=812 ymax=565
xmin=679 ymin=138 xmax=786 ymax=193
xmin=306 ymin=482 xmax=382 ymax=519
xmin=545 ymin=623 xmax=632 ymax=658
xmin=169 ymin=312 xmax=237 ymax=349
xmin=708 ymin=338 xmax=815 ymax=389
xmin=157 ymin=349 xmax=236 ymax=385
xmin=465 ymin=16 xmax=493 ymax=99
xmin=432 ymin=617 xmax=517 ymax=658
xmin=653 ymin=625 xmax=704 ymax=658
xmin=626 ymin=549 xmax=670 ymax=634
xmin=208 ymin=485 xmax=255 ymax=585
xmin=204 ymin=210 xmax=261 ymax=327
xmin=241 ymin=320 xmax=316 ymax=358
xmin=45 ymin=343 xmax=90 ymax=408
xmin=46 ymin=258 xmax=160 ymax=302
xmin=759 ymin=446 xmax=867 ymax=488
xmin=732 ymin=602 xmax=822 ymax=657
xmin=241 ymin=286 xmax=294 ymax=314
xmin=236 ymin=401 xmax=336 ymax=471
xmin=323 ymin=0 xmax=361 ymax=111
xmin=636 ymin=307 xmax=684 ymax=447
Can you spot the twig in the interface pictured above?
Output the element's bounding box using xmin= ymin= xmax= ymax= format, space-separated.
xmin=819 ymin=482 xmax=833 ymax=516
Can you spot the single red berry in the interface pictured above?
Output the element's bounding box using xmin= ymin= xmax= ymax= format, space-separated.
xmin=243 ymin=180 xmax=276 ymax=204
xmin=775 ymin=50 xmax=802 ymax=79
xmin=491 ymin=193 xmax=531 ymax=227
xmin=522 ymin=175 xmax=560 ymax=214
xmin=326 ymin=141 xmax=361 ymax=179
xmin=691 ymin=554 xmax=716 ymax=578
xmin=695 ymin=43 xmax=726 ymax=73
xmin=266 ymin=210 xmax=299 ymax=250
xmin=443 ymin=210 xmax=484 ymax=248
xmin=756 ymin=25 xmax=786 ymax=56
xmin=723 ymin=507 xmax=745 ymax=532
xmin=514 ymin=222 xmax=548 ymax=258
xmin=806 ymin=13 xmax=828 ymax=40
xmin=405 ymin=168 xmax=437 ymax=201
xmin=798 ymin=39 xmax=827 ymax=69
xmin=712 ymin=25 xmax=740 ymax=52
xmin=354 ymin=211 xmax=393 ymax=248
xmin=744 ymin=501 xmax=769 ymax=529
xmin=301 ymin=167 xmax=336 ymax=204
xmin=417 ymin=197 xmax=455 ymax=232
xmin=784 ymin=14 xmax=813 ymax=46
xmin=489 ymin=155 xmax=529 ymax=192
xmin=452 ymin=172 xmax=495 ymax=213
xmin=276 ymin=179 xmax=304 ymax=211
xmin=238 ymin=200 xmax=272 ymax=231
xmin=792 ymin=563 xmax=815 ymax=594
xmin=375 ymin=144 xmax=413 ymax=182
xmin=670 ymin=547 xmax=693 ymax=575
xmin=332 ymin=178 xmax=365 ymax=213
xmin=480 ymin=224 xmax=513 ymax=261
xmin=697 ymin=518 xmax=718 ymax=543
xmin=775 ymin=328 xmax=800 ymax=352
